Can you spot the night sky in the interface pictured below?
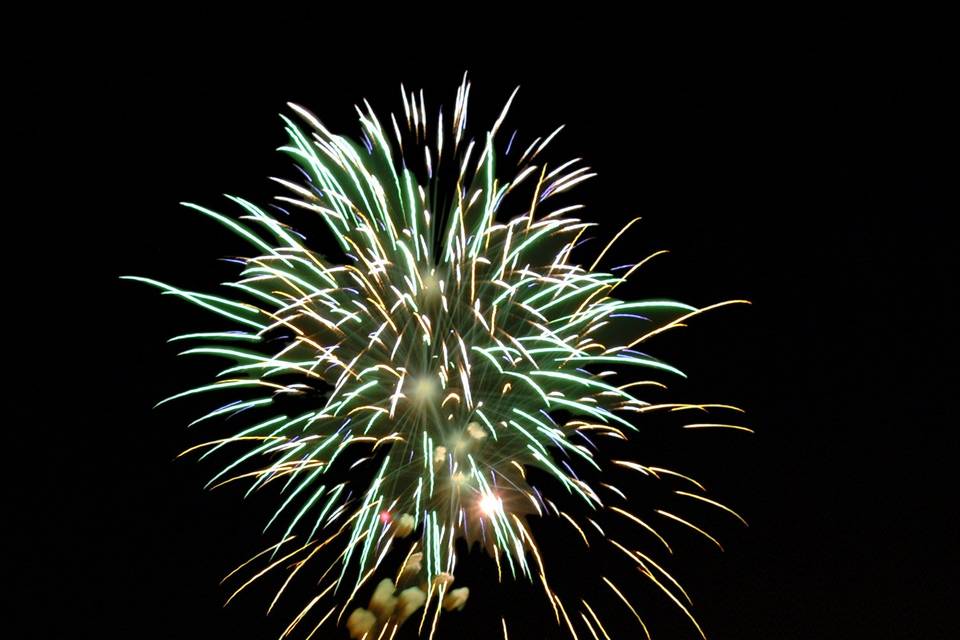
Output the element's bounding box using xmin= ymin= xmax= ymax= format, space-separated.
xmin=27 ymin=28 xmax=953 ymax=639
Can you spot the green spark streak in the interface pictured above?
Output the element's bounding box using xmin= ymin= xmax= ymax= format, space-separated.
xmin=562 ymin=355 xmax=687 ymax=378
xmin=121 ymin=276 xmax=266 ymax=329
xmin=339 ymin=455 xmax=390 ymax=590
xmin=307 ymin=483 xmax=345 ymax=541
xmin=203 ymin=416 xmax=290 ymax=487
xmin=168 ymin=331 xmax=262 ymax=343
xmin=180 ymin=202 xmax=282 ymax=259
xmin=188 ymin=397 xmax=273 ymax=427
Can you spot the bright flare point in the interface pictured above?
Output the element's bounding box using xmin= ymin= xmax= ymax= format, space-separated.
xmin=479 ymin=493 xmax=502 ymax=518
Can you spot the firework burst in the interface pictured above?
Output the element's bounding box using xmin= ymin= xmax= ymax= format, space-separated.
xmin=125 ymin=74 xmax=750 ymax=639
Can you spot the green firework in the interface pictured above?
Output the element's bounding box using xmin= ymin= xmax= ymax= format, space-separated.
xmin=126 ymin=75 xmax=749 ymax=639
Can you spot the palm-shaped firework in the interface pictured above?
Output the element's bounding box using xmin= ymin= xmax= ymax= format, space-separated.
xmin=125 ymin=74 xmax=749 ymax=639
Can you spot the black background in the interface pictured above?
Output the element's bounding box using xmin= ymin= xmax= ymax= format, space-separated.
xmin=26 ymin=25 xmax=954 ymax=640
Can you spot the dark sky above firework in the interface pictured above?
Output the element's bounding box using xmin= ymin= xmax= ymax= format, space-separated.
xmin=27 ymin=30 xmax=954 ymax=640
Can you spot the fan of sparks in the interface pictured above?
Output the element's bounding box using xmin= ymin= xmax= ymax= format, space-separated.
xmin=126 ymin=74 xmax=750 ymax=639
